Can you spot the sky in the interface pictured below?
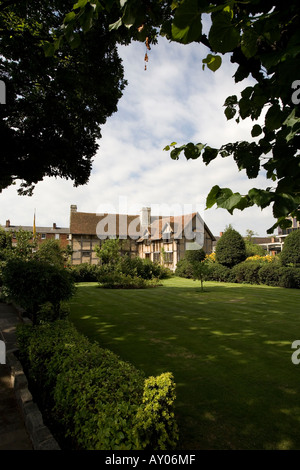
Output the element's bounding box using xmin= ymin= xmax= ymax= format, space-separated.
xmin=0 ymin=36 xmax=276 ymax=237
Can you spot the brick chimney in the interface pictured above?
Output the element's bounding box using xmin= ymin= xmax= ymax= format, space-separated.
xmin=5 ymin=220 xmax=10 ymax=228
xmin=70 ymin=205 xmax=77 ymax=213
xmin=53 ymin=223 xmax=57 ymax=229
xmin=219 ymin=231 xmax=223 ymax=237
xmin=140 ymin=207 xmax=151 ymax=229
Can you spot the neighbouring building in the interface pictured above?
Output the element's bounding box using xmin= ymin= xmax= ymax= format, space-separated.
xmin=1 ymin=219 xmax=70 ymax=248
xmin=69 ymin=205 xmax=215 ymax=270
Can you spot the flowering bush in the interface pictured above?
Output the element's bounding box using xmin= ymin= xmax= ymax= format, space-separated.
xmin=205 ymin=252 xmax=216 ymax=263
xmin=245 ymin=255 xmax=276 ymax=263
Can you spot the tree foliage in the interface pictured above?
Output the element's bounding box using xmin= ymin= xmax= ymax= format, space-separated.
xmin=280 ymin=230 xmax=300 ymax=267
xmin=2 ymin=258 xmax=75 ymax=324
xmin=35 ymin=239 xmax=67 ymax=268
xmin=215 ymin=227 xmax=246 ymax=268
xmin=0 ymin=0 xmax=127 ymax=194
xmin=94 ymin=238 xmax=122 ymax=266
xmin=54 ymin=0 xmax=299 ymax=232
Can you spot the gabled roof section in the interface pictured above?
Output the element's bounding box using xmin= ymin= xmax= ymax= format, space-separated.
xmin=70 ymin=209 xmax=216 ymax=242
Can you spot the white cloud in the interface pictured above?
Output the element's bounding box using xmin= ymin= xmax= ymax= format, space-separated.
xmin=0 ymin=37 xmax=276 ymax=237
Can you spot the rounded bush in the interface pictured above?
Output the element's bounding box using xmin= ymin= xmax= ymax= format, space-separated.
xmin=231 ymin=261 xmax=261 ymax=284
xmin=215 ymin=228 xmax=246 ymax=268
xmin=206 ymin=263 xmax=233 ymax=282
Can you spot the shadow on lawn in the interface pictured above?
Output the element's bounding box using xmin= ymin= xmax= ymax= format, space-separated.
xmin=69 ymin=282 xmax=300 ymax=450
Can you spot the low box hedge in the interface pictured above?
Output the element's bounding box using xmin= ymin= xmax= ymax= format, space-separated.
xmin=16 ymin=320 xmax=179 ymax=450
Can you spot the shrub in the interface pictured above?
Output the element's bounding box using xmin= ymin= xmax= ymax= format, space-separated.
xmin=98 ymin=268 xmax=161 ymax=289
xmin=207 ymin=263 xmax=234 ymax=283
xmin=258 ymin=264 xmax=281 ymax=287
xmin=245 ymin=255 xmax=276 ymax=263
xmin=2 ymin=258 xmax=75 ymax=324
xmin=185 ymin=249 xmax=206 ymax=263
xmin=175 ymin=259 xmax=194 ymax=278
xmin=281 ymin=230 xmax=300 ymax=267
xmin=245 ymin=240 xmax=266 ymax=258
xmin=215 ymin=228 xmax=246 ymax=268
xmin=68 ymin=263 xmax=101 ymax=282
xmin=231 ymin=261 xmax=261 ymax=285
xmin=121 ymin=256 xmax=172 ymax=280
xmin=133 ymin=373 xmax=179 ymax=450
xmin=277 ymin=267 xmax=300 ymax=289
xmin=34 ymin=239 xmax=66 ymax=268
xmin=16 ymin=320 xmax=179 ymax=450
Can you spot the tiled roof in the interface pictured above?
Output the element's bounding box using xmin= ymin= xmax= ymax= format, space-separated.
xmin=1 ymin=225 xmax=69 ymax=234
xmin=70 ymin=211 xmax=216 ymax=241
xmin=70 ymin=211 xmax=141 ymax=237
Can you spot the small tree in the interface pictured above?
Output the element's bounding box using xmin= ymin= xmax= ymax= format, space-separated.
xmin=2 ymin=259 xmax=75 ymax=325
xmin=191 ymin=260 xmax=211 ymax=292
xmin=281 ymin=231 xmax=300 ymax=267
xmin=94 ymin=239 xmax=122 ymax=267
xmin=12 ymin=230 xmax=37 ymax=260
xmin=185 ymin=248 xmax=206 ymax=263
xmin=216 ymin=228 xmax=246 ymax=268
xmin=244 ymin=229 xmax=266 ymax=257
xmin=0 ymin=228 xmax=12 ymax=260
xmin=35 ymin=239 xmax=65 ymax=267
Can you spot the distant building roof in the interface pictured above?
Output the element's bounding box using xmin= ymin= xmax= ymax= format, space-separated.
xmin=1 ymin=223 xmax=69 ymax=234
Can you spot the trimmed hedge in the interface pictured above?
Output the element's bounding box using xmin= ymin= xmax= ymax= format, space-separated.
xmin=231 ymin=261 xmax=261 ymax=285
xmin=17 ymin=320 xmax=179 ymax=450
xmin=176 ymin=259 xmax=300 ymax=289
xmin=206 ymin=263 xmax=234 ymax=283
xmin=68 ymin=263 xmax=101 ymax=282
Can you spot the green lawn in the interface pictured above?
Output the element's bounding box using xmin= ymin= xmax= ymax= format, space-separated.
xmin=68 ymin=277 xmax=300 ymax=450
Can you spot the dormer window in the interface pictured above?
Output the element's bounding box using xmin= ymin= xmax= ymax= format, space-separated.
xmin=162 ymin=222 xmax=172 ymax=240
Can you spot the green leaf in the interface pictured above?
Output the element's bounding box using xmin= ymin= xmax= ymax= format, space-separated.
xmin=224 ymin=95 xmax=237 ymax=107
xmin=241 ymin=28 xmax=258 ymax=58
xmin=171 ymin=0 xmax=202 ymax=44
xmin=202 ymin=54 xmax=222 ymax=72
xmin=251 ymin=124 xmax=262 ymax=137
xmin=73 ymin=0 xmax=88 ymax=9
xmin=183 ymin=142 xmax=204 ymax=160
xmin=209 ymin=11 xmax=240 ymax=53
xmin=248 ymin=188 xmax=273 ymax=209
xmin=64 ymin=11 xmax=76 ymax=24
xmin=202 ymin=146 xmax=218 ymax=165
xmin=69 ymin=33 xmax=81 ymax=49
xmin=224 ymin=106 xmax=236 ymax=120
xmin=109 ymin=17 xmax=123 ymax=31
xmin=273 ymin=193 xmax=299 ymax=218
xmin=81 ymin=6 xmax=94 ymax=32
xmin=206 ymin=185 xmax=220 ymax=209
xmin=265 ymin=103 xmax=282 ymax=131
xmin=43 ymin=42 xmax=56 ymax=57
xmin=122 ymin=3 xmax=136 ymax=28
xmin=170 ymin=146 xmax=184 ymax=160
xmin=216 ymin=189 xmax=243 ymax=214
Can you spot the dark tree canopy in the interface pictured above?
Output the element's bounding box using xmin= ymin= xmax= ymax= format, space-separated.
xmin=53 ymin=0 xmax=300 ymax=233
xmin=0 ymin=0 xmax=127 ymax=194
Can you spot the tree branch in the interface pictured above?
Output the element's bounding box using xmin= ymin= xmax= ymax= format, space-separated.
xmin=0 ymin=0 xmax=23 ymax=13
